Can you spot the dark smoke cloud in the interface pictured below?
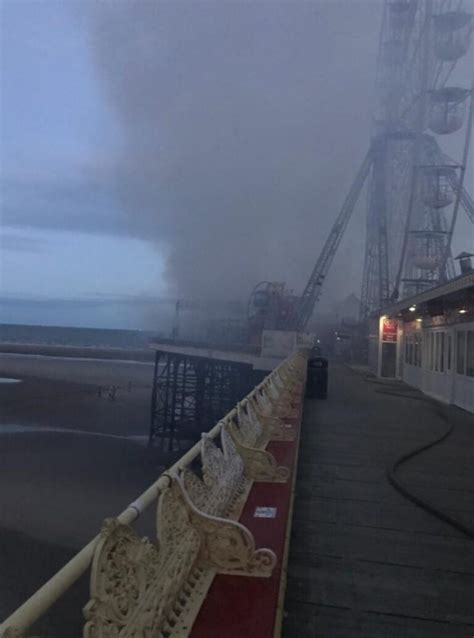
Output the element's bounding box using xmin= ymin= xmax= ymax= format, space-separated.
xmin=84 ymin=1 xmax=380 ymax=301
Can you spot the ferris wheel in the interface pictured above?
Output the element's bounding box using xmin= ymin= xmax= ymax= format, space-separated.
xmin=360 ymin=0 xmax=474 ymax=316
xmin=250 ymin=0 xmax=473 ymax=334
xmin=293 ymin=0 xmax=473 ymax=332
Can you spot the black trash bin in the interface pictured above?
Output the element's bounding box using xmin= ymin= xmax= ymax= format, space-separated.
xmin=306 ymin=356 xmax=328 ymax=399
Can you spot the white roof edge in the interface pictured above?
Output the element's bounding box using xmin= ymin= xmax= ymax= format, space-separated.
xmin=378 ymin=272 xmax=474 ymax=316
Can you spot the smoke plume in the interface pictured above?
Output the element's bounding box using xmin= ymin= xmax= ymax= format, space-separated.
xmin=84 ymin=1 xmax=378 ymax=302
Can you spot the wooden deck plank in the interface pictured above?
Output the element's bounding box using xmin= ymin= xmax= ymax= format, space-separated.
xmin=283 ymin=365 xmax=474 ymax=637
xmin=290 ymin=521 xmax=473 ymax=572
xmin=292 ymin=495 xmax=468 ymax=537
xmin=284 ymin=602 xmax=474 ymax=638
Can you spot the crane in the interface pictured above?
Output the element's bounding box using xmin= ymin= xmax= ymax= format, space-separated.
xmin=294 ymin=148 xmax=373 ymax=331
xmin=247 ymin=148 xmax=373 ymax=336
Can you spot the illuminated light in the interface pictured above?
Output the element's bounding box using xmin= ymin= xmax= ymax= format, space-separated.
xmin=416 ymin=317 xmax=422 ymax=323
xmin=408 ymin=305 xmax=416 ymax=312
xmin=380 ymin=314 xmax=388 ymax=320
xmin=459 ymin=309 xmax=467 ymax=314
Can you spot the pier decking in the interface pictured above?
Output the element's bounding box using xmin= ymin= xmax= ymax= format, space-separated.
xmin=283 ymin=365 xmax=474 ymax=638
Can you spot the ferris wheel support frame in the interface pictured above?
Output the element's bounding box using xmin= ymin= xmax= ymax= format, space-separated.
xmin=438 ymin=87 xmax=474 ymax=281
xmin=392 ymin=1 xmax=434 ymax=300
xmin=372 ymin=138 xmax=391 ymax=305
xmin=451 ymin=174 xmax=474 ymax=223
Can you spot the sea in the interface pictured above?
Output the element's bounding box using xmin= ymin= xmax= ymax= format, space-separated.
xmin=0 ymin=323 xmax=158 ymax=349
xmin=0 ymin=296 xmax=175 ymax=348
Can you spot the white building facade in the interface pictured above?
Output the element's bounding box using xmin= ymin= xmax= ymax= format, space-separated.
xmin=369 ymin=273 xmax=474 ymax=413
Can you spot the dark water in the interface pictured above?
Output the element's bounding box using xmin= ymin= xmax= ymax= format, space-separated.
xmin=0 ymin=323 xmax=159 ymax=349
xmin=0 ymin=296 xmax=175 ymax=332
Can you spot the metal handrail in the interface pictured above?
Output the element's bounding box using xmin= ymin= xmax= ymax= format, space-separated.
xmin=0 ymin=352 xmax=303 ymax=637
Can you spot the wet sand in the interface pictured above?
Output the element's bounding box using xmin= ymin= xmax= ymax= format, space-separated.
xmin=0 ymin=353 xmax=167 ymax=634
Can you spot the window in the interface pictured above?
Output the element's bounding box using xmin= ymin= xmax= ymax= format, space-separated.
xmin=404 ymin=333 xmax=421 ymax=367
xmin=435 ymin=333 xmax=440 ymax=372
xmin=457 ymin=331 xmax=466 ymax=375
xmin=405 ymin=335 xmax=411 ymax=365
xmin=430 ymin=332 xmax=435 ymax=370
xmin=427 ymin=331 xmax=448 ymax=373
xmin=446 ymin=334 xmax=452 ymax=371
xmin=440 ymin=332 xmax=445 ymax=373
xmin=405 ymin=337 xmax=413 ymax=365
xmin=416 ymin=335 xmax=422 ymax=367
xmin=467 ymin=331 xmax=474 ymax=377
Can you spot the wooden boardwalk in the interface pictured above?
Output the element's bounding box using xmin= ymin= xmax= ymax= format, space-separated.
xmin=283 ymin=365 xmax=474 ymax=638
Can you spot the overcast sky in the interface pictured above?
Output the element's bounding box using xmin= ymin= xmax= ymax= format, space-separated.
xmin=1 ymin=0 xmax=472 ymax=328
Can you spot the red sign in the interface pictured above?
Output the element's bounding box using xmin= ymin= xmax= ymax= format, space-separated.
xmin=381 ymin=318 xmax=397 ymax=342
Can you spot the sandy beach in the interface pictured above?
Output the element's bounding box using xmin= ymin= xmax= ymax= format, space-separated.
xmin=0 ymin=351 xmax=168 ymax=635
